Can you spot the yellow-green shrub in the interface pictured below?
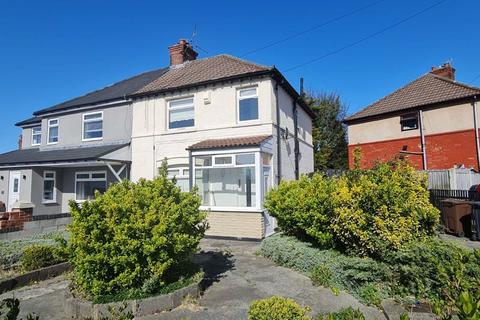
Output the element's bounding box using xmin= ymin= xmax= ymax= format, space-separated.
xmin=21 ymin=245 xmax=62 ymax=271
xmin=248 ymin=296 xmax=311 ymax=320
xmin=265 ymin=174 xmax=336 ymax=246
xmin=68 ymin=161 xmax=207 ymax=298
xmin=331 ymin=161 xmax=439 ymax=257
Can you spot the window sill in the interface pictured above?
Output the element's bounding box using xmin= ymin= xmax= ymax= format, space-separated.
xmin=166 ymin=127 xmax=196 ymax=134
xmin=42 ymin=200 xmax=58 ymax=205
xmin=82 ymin=137 xmax=103 ymax=142
xmin=200 ymin=206 xmax=263 ymax=213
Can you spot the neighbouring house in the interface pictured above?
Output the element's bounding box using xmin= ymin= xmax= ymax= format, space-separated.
xmin=345 ymin=63 xmax=480 ymax=171
xmin=0 ymin=39 xmax=315 ymax=239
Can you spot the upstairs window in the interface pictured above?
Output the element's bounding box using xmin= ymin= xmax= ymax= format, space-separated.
xmin=169 ymin=98 xmax=194 ymax=129
xmin=238 ymin=88 xmax=258 ymax=122
xmin=32 ymin=126 xmax=42 ymax=146
xmin=43 ymin=171 xmax=56 ymax=202
xmin=47 ymin=119 xmax=59 ymax=144
xmin=83 ymin=112 xmax=103 ymax=140
xmin=400 ymin=113 xmax=418 ymax=131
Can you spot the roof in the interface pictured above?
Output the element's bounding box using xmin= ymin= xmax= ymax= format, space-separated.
xmin=18 ymin=54 xmax=314 ymax=125
xmin=32 ymin=68 xmax=169 ymax=116
xmin=188 ymin=135 xmax=272 ymax=151
xmin=345 ymin=73 xmax=480 ymax=122
xmin=15 ymin=117 xmax=41 ymax=127
xmin=0 ymin=144 xmax=129 ymax=167
xmin=134 ymin=55 xmax=271 ymax=95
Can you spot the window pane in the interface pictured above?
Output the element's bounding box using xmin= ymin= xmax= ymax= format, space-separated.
xmin=43 ymin=180 xmax=54 ymax=200
xmin=85 ymin=120 xmax=103 ymax=131
xmin=175 ymin=177 xmax=189 ymax=192
xmin=195 ymin=167 xmax=256 ymax=207
xmin=84 ymin=113 xmax=102 ymax=120
xmin=236 ymin=154 xmax=255 ymax=165
xmin=214 ymin=156 xmax=232 ymax=165
xmin=13 ymin=179 xmax=19 ymax=193
xmin=76 ymin=173 xmax=90 ymax=179
xmin=45 ymin=172 xmax=54 ymax=179
xmin=239 ymin=88 xmax=257 ymax=97
xmin=167 ymin=169 xmax=180 ymax=177
xmin=49 ymin=119 xmax=58 ymax=125
xmin=169 ymin=107 xmax=194 ymax=129
xmin=239 ymin=98 xmax=258 ymax=121
xmin=32 ymin=126 xmax=42 ymax=134
xmin=91 ymin=173 xmax=106 ymax=179
xmin=32 ymin=133 xmax=41 ymax=145
xmin=170 ymin=98 xmax=194 ymax=108
xmin=76 ymin=181 xmax=106 ymax=201
xmin=49 ymin=127 xmax=58 ymax=143
xmin=195 ymin=156 xmax=212 ymax=167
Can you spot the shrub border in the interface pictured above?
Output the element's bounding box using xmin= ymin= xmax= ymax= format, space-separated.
xmin=0 ymin=262 xmax=71 ymax=294
xmin=64 ymin=278 xmax=202 ymax=319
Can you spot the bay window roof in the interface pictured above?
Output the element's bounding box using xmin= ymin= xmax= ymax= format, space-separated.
xmin=187 ymin=135 xmax=271 ymax=151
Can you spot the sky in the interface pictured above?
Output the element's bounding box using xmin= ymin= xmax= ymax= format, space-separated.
xmin=0 ymin=0 xmax=479 ymax=153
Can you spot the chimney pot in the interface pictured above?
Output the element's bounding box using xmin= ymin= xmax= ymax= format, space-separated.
xmin=168 ymin=39 xmax=198 ymax=66
xmin=430 ymin=62 xmax=456 ymax=80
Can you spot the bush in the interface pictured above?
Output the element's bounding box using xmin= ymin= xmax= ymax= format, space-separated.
xmin=68 ymin=161 xmax=207 ymax=298
xmin=331 ymin=161 xmax=439 ymax=257
xmin=318 ymin=307 xmax=365 ymax=320
xmin=311 ymin=265 xmax=332 ymax=287
xmin=248 ymin=296 xmax=311 ymax=320
xmin=265 ymin=174 xmax=336 ymax=247
xmin=260 ymin=234 xmax=391 ymax=304
xmin=265 ymin=160 xmax=439 ymax=257
xmin=21 ymin=244 xmax=64 ymax=271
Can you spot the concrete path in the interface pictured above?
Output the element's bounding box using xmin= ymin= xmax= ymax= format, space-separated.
xmin=0 ymin=239 xmax=386 ymax=320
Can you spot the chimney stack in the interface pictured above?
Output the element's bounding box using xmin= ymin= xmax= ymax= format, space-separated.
xmin=168 ymin=39 xmax=198 ymax=66
xmin=430 ymin=63 xmax=456 ymax=80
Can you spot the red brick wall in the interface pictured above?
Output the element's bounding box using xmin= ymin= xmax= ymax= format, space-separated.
xmin=348 ymin=129 xmax=479 ymax=171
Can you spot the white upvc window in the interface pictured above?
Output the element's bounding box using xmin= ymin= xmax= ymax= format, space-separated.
xmin=168 ymin=97 xmax=195 ymax=130
xmin=43 ymin=171 xmax=56 ymax=203
xmin=238 ymin=87 xmax=259 ymax=122
xmin=75 ymin=171 xmax=107 ymax=201
xmin=47 ymin=119 xmax=59 ymax=144
xmin=83 ymin=111 xmax=103 ymax=141
xmin=193 ymin=151 xmax=264 ymax=211
xmin=31 ymin=126 xmax=42 ymax=146
xmin=167 ymin=166 xmax=190 ymax=192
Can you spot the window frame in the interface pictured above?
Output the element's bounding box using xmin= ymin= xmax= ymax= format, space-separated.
xmin=167 ymin=97 xmax=195 ymax=131
xmin=31 ymin=126 xmax=42 ymax=146
xmin=42 ymin=170 xmax=56 ymax=203
xmin=192 ymin=150 xmax=263 ymax=212
xmin=400 ymin=113 xmax=419 ymax=131
xmin=237 ymin=87 xmax=259 ymax=123
xmin=167 ymin=166 xmax=190 ymax=192
xmin=47 ymin=119 xmax=59 ymax=145
xmin=82 ymin=111 xmax=104 ymax=141
xmin=74 ymin=170 xmax=107 ymax=202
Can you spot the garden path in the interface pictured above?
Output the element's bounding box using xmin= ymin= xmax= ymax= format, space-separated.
xmin=0 ymin=239 xmax=385 ymax=320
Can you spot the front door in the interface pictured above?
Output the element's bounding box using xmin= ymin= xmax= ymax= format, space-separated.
xmin=8 ymin=171 xmax=20 ymax=211
xmin=263 ymin=166 xmax=276 ymax=237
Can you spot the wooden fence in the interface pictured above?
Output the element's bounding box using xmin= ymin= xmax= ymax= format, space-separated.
xmin=425 ymin=168 xmax=480 ymax=190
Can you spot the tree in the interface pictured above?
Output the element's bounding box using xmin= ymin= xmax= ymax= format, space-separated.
xmin=304 ymin=92 xmax=348 ymax=171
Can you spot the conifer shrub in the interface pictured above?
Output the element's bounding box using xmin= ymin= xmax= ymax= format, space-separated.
xmin=248 ymin=296 xmax=311 ymax=320
xmin=68 ymin=161 xmax=207 ymax=298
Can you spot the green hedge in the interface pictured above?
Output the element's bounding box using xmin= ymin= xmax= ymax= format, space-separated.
xmin=68 ymin=161 xmax=207 ymax=298
xmin=260 ymin=234 xmax=480 ymax=314
xmin=265 ymin=160 xmax=439 ymax=257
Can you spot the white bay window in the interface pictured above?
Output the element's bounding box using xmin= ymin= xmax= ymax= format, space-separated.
xmin=193 ymin=151 xmax=268 ymax=210
xmin=75 ymin=171 xmax=107 ymax=201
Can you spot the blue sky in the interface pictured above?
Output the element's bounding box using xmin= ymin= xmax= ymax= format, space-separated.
xmin=0 ymin=0 xmax=478 ymax=153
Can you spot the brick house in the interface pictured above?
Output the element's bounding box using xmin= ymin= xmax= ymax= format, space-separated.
xmin=345 ymin=63 xmax=480 ymax=171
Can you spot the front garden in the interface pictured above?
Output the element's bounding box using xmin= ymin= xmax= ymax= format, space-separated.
xmin=261 ymin=159 xmax=480 ymax=319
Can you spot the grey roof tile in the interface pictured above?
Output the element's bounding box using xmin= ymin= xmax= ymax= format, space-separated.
xmin=0 ymin=144 xmax=129 ymax=166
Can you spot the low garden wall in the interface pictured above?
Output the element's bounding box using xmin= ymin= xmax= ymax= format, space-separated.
xmin=0 ymin=215 xmax=71 ymax=240
xmin=0 ymin=262 xmax=71 ymax=294
xmin=64 ymin=279 xmax=202 ymax=319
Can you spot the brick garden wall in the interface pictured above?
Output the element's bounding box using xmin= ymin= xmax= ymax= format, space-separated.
xmin=348 ymin=129 xmax=479 ymax=170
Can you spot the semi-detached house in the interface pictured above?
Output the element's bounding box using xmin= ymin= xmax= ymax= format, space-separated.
xmin=0 ymin=40 xmax=315 ymax=239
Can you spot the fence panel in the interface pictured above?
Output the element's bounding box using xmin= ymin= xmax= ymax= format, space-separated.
xmin=425 ymin=169 xmax=480 ymax=190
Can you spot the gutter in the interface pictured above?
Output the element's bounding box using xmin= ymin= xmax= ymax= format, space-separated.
xmin=418 ymin=109 xmax=427 ymax=170
xmin=473 ymin=96 xmax=480 ymax=170
xmin=275 ymin=82 xmax=282 ymax=185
